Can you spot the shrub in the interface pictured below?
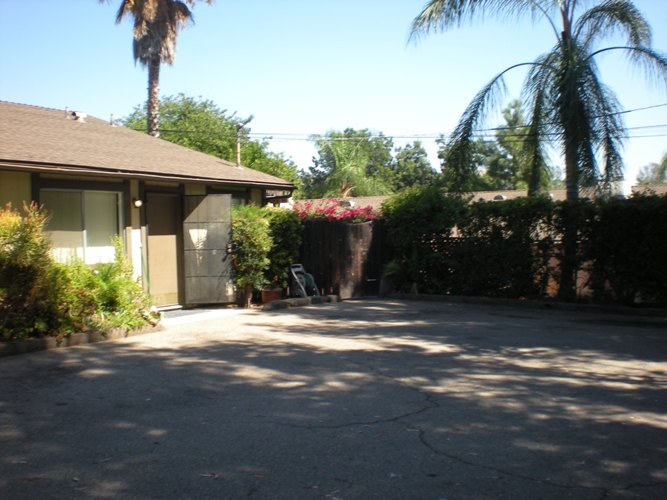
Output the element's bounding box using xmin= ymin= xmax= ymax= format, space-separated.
xmin=61 ymin=237 xmax=152 ymax=331
xmin=231 ymin=204 xmax=273 ymax=307
xmin=381 ymin=186 xmax=667 ymax=305
xmin=0 ymin=203 xmax=63 ymax=339
xmin=265 ymin=208 xmax=303 ymax=288
xmin=0 ymin=203 xmax=153 ymax=340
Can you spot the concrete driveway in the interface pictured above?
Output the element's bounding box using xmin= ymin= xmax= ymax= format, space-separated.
xmin=1 ymin=298 xmax=666 ymax=499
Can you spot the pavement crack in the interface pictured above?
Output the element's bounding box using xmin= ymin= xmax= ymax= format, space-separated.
xmin=412 ymin=422 xmax=607 ymax=495
xmin=382 ymin=372 xmax=610 ymax=496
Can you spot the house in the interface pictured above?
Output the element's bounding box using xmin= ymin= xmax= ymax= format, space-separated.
xmin=0 ymin=101 xmax=295 ymax=308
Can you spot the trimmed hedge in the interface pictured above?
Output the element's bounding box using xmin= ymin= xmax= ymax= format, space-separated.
xmin=381 ymin=189 xmax=667 ymax=306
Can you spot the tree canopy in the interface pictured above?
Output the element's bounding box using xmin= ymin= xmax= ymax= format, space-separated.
xmin=437 ymin=100 xmax=554 ymax=192
xmin=636 ymin=152 xmax=667 ymax=185
xmin=123 ymin=94 xmax=301 ymax=188
xmin=301 ymin=128 xmax=441 ymax=198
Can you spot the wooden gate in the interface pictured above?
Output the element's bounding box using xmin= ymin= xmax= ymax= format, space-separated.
xmin=299 ymin=220 xmax=388 ymax=299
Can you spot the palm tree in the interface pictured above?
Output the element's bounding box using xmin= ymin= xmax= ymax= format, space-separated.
xmin=108 ymin=0 xmax=212 ymax=137
xmin=411 ymin=0 xmax=667 ymax=299
xmin=411 ymin=0 xmax=667 ymax=199
xmin=313 ymin=132 xmax=391 ymax=198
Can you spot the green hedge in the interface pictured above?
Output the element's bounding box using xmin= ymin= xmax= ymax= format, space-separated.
xmin=381 ymin=189 xmax=667 ymax=306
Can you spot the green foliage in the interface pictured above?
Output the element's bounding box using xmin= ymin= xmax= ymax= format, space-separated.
xmin=0 ymin=203 xmax=63 ymax=339
xmin=310 ymin=129 xmax=392 ymax=198
xmin=391 ymin=141 xmax=440 ymax=191
xmin=636 ymin=153 xmax=667 ymax=185
xmin=382 ymin=185 xmax=467 ymax=256
xmin=412 ymin=0 xmax=667 ymax=201
xmin=124 ymin=94 xmax=239 ymax=158
xmin=63 ymin=238 xmax=152 ymax=331
xmin=436 ymin=101 xmax=554 ymax=193
xmin=381 ymin=186 xmax=667 ymax=306
xmin=123 ymin=94 xmax=300 ymax=185
xmin=231 ymin=204 xmax=273 ymax=306
xmin=303 ymin=129 xmax=394 ymax=198
xmin=1 ymin=205 xmax=153 ymax=340
xmin=437 ymin=136 xmax=500 ymax=192
xmin=265 ymin=208 xmax=303 ymax=288
xmin=381 ymin=187 xmax=468 ymax=293
xmin=586 ymin=194 xmax=667 ymax=304
xmin=454 ymin=197 xmax=555 ymax=298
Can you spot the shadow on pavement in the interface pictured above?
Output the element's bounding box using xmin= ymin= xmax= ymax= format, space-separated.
xmin=1 ymin=299 xmax=665 ymax=499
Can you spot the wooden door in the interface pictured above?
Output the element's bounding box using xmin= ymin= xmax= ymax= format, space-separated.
xmin=146 ymin=193 xmax=181 ymax=307
xmin=183 ymin=194 xmax=234 ymax=305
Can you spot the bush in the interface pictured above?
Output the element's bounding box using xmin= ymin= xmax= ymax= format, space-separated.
xmin=60 ymin=237 xmax=152 ymax=331
xmin=380 ymin=186 xmax=667 ymax=306
xmin=0 ymin=203 xmax=63 ymax=339
xmin=587 ymin=194 xmax=667 ymax=305
xmin=0 ymin=203 xmax=153 ymax=340
xmin=231 ymin=204 xmax=273 ymax=307
xmin=265 ymin=208 xmax=303 ymax=288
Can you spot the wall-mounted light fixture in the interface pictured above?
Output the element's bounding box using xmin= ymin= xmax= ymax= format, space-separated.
xmin=132 ymin=198 xmax=143 ymax=208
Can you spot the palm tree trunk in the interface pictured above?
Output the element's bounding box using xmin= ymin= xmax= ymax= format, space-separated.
xmin=557 ymin=28 xmax=580 ymax=302
xmin=147 ymin=58 xmax=161 ymax=138
xmin=558 ymin=111 xmax=581 ymax=302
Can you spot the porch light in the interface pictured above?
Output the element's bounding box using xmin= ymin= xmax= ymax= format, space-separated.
xmin=132 ymin=198 xmax=143 ymax=208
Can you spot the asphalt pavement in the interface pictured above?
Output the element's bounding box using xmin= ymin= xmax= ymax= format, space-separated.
xmin=1 ymin=298 xmax=666 ymax=499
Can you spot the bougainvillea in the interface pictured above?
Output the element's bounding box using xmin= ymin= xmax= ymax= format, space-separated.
xmin=293 ymin=199 xmax=377 ymax=223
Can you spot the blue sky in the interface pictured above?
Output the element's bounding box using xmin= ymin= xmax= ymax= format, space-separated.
xmin=1 ymin=0 xmax=666 ymax=187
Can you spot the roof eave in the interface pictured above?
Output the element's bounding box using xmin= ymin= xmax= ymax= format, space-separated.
xmin=0 ymin=160 xmax=295 ymax=191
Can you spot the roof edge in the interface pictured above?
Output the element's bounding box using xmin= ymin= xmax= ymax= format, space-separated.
xmin=0 ymin=160 xmax=295 ymax=190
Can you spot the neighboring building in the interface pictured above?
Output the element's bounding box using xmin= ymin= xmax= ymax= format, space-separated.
xmin=301 ymin=184 xmax=667 ymax=215
xmin=632 ymin=183 xmax=667 ymax=196
xmin=0 ymin=101 xmax=294 ymax=308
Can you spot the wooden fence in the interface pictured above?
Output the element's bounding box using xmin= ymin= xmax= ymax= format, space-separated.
xmin=298 ymin=219 xmax=390 ymax=299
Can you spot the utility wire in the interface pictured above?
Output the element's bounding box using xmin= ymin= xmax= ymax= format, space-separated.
xmin=129 ymin=102 xmax=667 ymax=142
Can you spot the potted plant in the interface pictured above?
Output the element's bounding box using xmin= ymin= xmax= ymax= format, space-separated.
xmin=231 ymin=204 xmax=272 ymax=308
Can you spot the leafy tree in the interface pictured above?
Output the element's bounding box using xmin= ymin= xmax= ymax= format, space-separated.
xmin=307 ymin=129 xmax=392 ymax=198
xmin=492 ymin=100 xmax=552 ymax=191
xmin=636 ymin=152 xmax=667 ymax=184
xmin=123 ymin=94 xmax=301 ymax=187
xmin=124 ymin=94 xmax=237 ymax=155
xmin=390 ymin=141 xmax=440 ymax=191
xmin=437 ymin=135 xmax=500 ymax=192
xmin=107 ymin=0 xmax=213 ymax=137
xmin=412 ymin=0 xmax=667 ymax=300
xmin=437 ymin=101 xmax=552 ymax=192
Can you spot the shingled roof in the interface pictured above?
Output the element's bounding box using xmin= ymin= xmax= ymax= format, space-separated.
xmin=0 ymin=101 xmax=294 ymax=190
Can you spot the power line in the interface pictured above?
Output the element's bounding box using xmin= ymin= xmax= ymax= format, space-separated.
xmin=128 ymin=102 xmax=667 ymax=143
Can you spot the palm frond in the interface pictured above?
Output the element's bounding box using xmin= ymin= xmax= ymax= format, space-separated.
xmin=574 ymin=0 xmax=651 ymax=50
xmin=410 ymin=0 xmax=546 ymax=40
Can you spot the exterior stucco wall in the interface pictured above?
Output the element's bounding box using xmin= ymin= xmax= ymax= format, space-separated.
xmin=0 ymin=170 xmax=31 ymax=209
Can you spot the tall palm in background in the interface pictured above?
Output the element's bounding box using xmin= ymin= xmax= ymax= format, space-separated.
xmin=316 ymin=137 xmax=375 ymax=198
xmin=411 ymin=0 xmax=667 ymax=300
xmin=313 ymin=134 xmax=391 ymax=198
xmin=411 ymin=0 xmax=667 ymax=201
xmin=109 ymin=0 xmax=212 ymax=137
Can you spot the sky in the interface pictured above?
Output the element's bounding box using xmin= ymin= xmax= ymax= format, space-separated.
xmin=1 ymin=0 xmax=666 ymax=189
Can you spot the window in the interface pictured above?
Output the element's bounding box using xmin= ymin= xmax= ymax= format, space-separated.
xmin=41 ymin=189 xmax=124 ymax=264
